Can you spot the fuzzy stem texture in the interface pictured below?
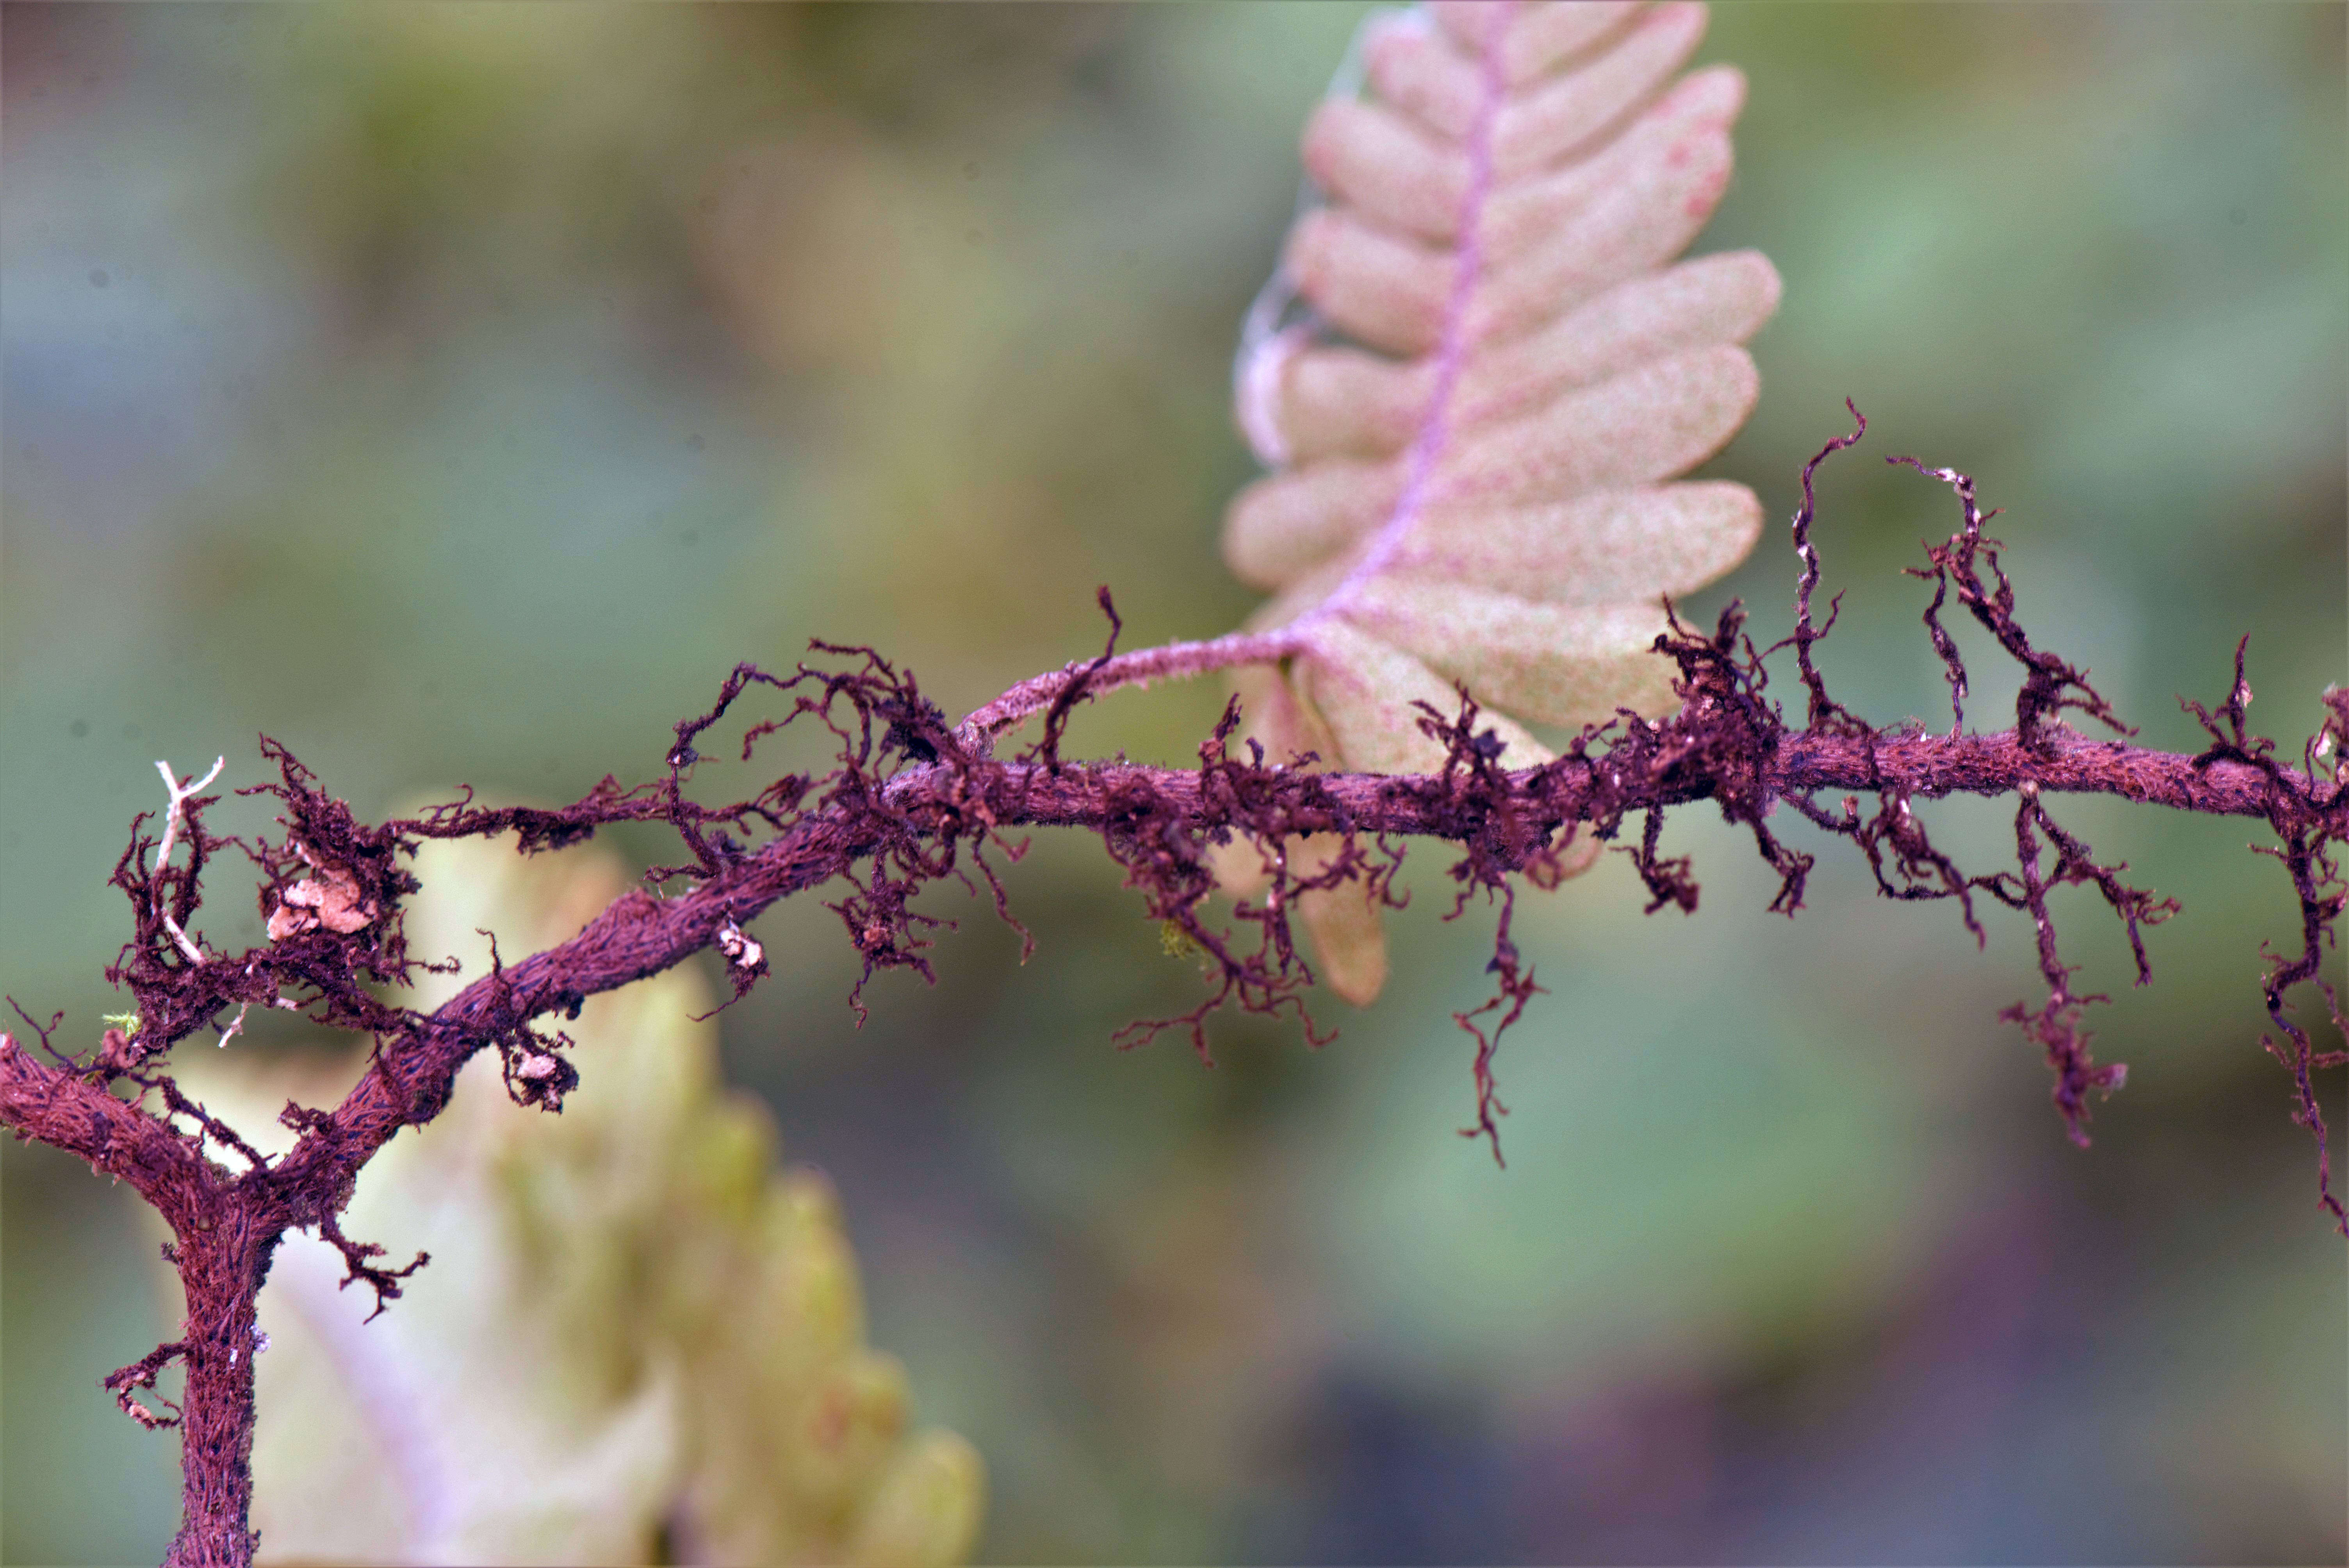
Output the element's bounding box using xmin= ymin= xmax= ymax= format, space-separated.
xmin=162 ymin=1222 xmax=270 ymax=1568
xmin=3 ymin=432 xmax=2343 ymax=1565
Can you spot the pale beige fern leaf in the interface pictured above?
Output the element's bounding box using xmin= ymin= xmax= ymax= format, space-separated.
xmin=1219 ymin=0 xmax=1777 ymax=1003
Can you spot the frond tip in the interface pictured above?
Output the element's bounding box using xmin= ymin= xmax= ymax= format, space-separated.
xmin=1221 ymin=0 xmax=1778 ymax=1000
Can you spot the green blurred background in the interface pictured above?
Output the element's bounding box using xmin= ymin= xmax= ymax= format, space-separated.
xmin=3 ymin=4 xmax=2342 ymax=1562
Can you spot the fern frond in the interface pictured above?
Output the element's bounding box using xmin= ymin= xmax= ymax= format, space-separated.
xmin=1221 ymin=0 xmax=1778 ymax=1001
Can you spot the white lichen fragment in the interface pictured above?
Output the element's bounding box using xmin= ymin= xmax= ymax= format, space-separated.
xmin=716 ymin=918 xmax=765 ymax=974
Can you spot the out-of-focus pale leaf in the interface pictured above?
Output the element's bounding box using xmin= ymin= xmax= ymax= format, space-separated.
xmin=1345 ymin=581 xmax=1679 ymax=727
xmin=1275 ymin=251 xmax=1779 ymax=461
xmin=847 ymin=1432 xmax=989 ymax=1568
xmin=1224 ymin=461 xmax=1401 ymax=591
xmin=171 ymin=827 xmax=983 ymax=1566
xmin=1393 ymin=484 xmax=1764 ymax=605
xmin=1486 ymin=2 xmax=1710 ymax=175
xmin=1215 ymin=1 xmax=1778 ymax=1000
xmin=1297 ymin=616 xmax=1552 ymax=776
xmin=1433 ymin=0 xmax=1643 ymax=87
xmin=1426 ymin=344 xmax=1759 ymax=506
xmin=1292 ymin=834 xmax=1391 ymax=1008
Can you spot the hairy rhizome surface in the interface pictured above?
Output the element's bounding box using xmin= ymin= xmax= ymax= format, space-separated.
xmin=2 ymin=5 xmax=2343 ymax=1566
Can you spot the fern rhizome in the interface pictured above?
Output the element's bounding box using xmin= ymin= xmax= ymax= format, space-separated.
xmin=3 ymin=4 xmax=2343 ymax=1564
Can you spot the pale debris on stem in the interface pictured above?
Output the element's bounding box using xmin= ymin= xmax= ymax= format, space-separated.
xmin=151 ymin=756 xmax=225 ymax=965
xmin=152 ymin=756 xmax=224 ymax=871
xmin=266 ymin=840 xmax=379 ymax=940
xmin=716 ymin=918 xmax=764 ymax=974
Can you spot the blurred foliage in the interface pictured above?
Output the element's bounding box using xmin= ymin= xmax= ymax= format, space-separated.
xmin=2 ymin=5 xmax=2342 ymax=1564
xmin=166 ymin=829 xmax=981 ymax=1566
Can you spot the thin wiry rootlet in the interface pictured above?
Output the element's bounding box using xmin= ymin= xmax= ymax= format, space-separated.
xmin=2 ymin=421 xmax=2346 ymax=1566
